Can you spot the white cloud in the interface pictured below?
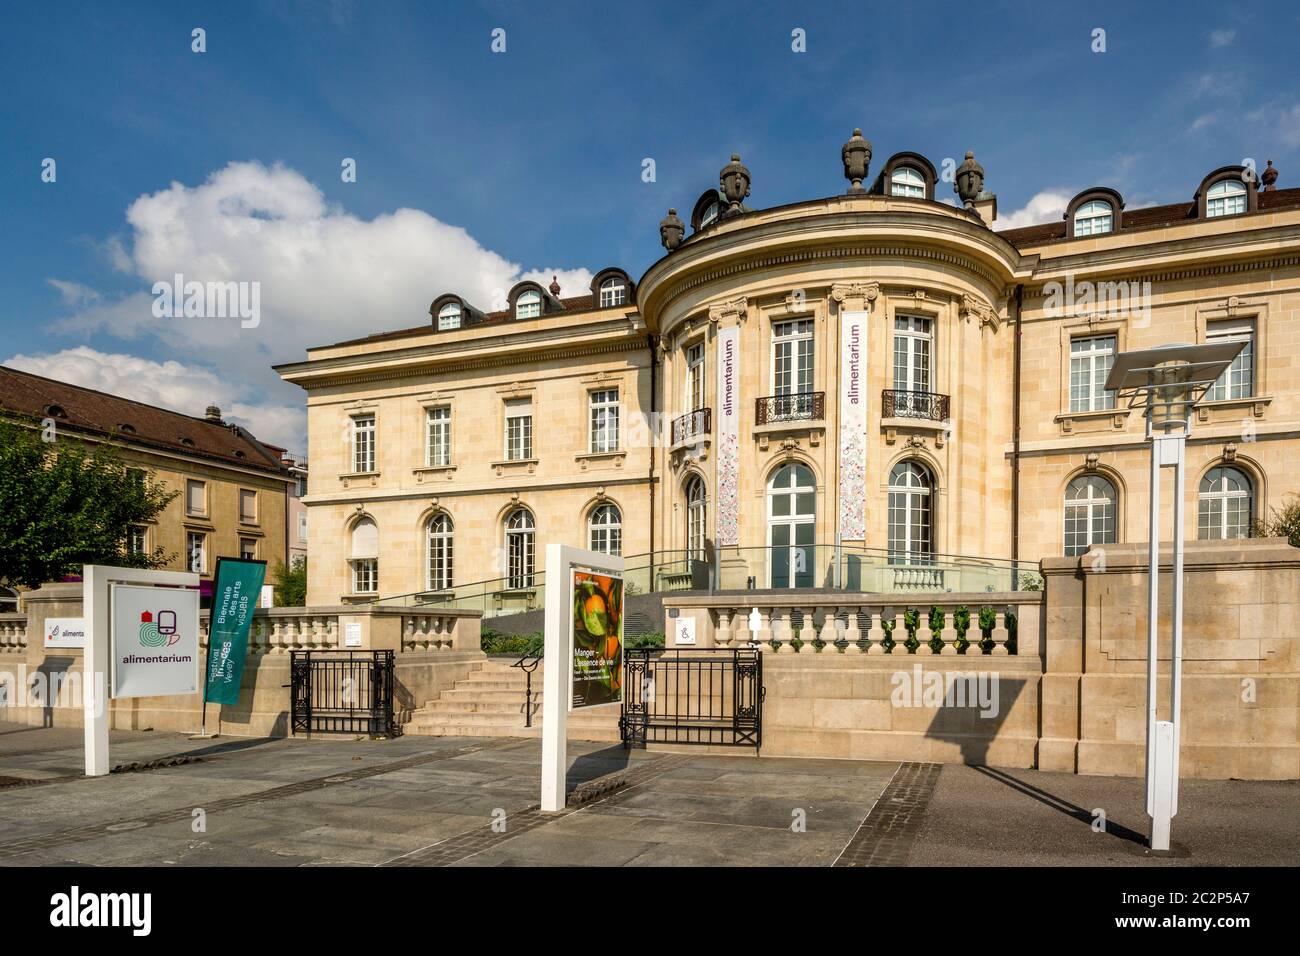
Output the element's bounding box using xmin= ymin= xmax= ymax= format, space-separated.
xmin=46 ymin=279 xmax=102 ymax=307
xmin=1208 ymin=29 xmax=1236 ymax=48
xmin=5 ymin=346 xmax=306 ymax=453
xmin=997 ymin=190 xmax=1072 ymax=230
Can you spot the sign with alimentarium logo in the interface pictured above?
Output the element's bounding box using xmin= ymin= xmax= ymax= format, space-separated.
xmin=838 ymin=309 xmax=869 ymax=541
xmin=43 ymin=616 xmax=86 ymax=649
xmin=111 ymin=584 xmax=200 ymax=698
xmin=715 ymin=324 xmax=740 ymax=547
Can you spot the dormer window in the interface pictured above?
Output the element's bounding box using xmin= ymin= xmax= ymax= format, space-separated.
xmin=890 ymin=166 xmax=926 ymax=198
xmin=1206 ymin=179 xmax=1247 ymax=218
xmin=516 ymin=290 xmax=541 ymax=319
xmin=700 ymin=200 xmax=720 ymax=228
xmin=1074 ymin=200 xmax=1113 ymax=236
xmin=437 ymin=303 xmax=461 ymax=330
xmin=599 ymin=277 xmax=627 ymax=308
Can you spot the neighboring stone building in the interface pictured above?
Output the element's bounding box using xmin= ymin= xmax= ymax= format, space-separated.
xmin=276 ymin=136 xmax=1300 ymax=606
xmin=0 ymin=366 xmax=293 ymax=590
xmin=284 ymin=454 xmax=309 ymax=567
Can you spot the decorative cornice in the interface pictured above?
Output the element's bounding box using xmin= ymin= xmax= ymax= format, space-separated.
xmin=708 ymin=296 xmax=749 ymax=325
xmin=1022 ymin=253 xmax=1300 ymax=303
xmin=961 ymin=292 xmax=1000 ymax=331
xmin=830 ymin=281 xmax=881 ymax=305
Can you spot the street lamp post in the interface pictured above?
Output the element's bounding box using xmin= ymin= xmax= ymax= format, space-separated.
xmin=1105 ymin=340 xmax=1245 ymax=852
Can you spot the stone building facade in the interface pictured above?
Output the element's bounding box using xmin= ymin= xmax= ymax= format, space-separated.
xmin=277 ymin=137 xmax=1300 ymax=606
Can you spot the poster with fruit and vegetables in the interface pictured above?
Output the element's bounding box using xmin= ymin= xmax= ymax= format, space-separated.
xmin=570 ymin=569 xmax=623 ymax=708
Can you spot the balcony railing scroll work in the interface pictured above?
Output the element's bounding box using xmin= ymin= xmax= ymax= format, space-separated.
xmin=882 ymin=388 xmax=950 ymax=422
xmin=671 ymin=407 xmax=712 ymax=446
xmin=755 ymin=391 xmax=825 ymax=425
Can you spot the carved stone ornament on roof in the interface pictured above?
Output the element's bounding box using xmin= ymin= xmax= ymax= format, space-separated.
xmin=708 ymin=297 xmax=749 ymax=325
xmin=961 ymin=292 xmax=1000 ymax=331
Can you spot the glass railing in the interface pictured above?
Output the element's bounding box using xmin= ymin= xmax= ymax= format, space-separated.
xmin=372 ymin=545 xmax=1042 ymax=618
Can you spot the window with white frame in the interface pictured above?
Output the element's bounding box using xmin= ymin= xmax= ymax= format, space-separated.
xmin=772 ymin=319 xmax=814 ymax=395
xmin=686 ymin=476 xmax=707 ymax=561
xmin=298 ymin=512 xmax=308 ymax=543
xmin=295 ymin=474 xmax=307 ymax=497
xmin=888 ymin=461 xmax=933 ymax=563
xmin=1206 ymin=179 xmax=1247 ymax=218
xmin=599 ymin=277 xmax=627 ymax=308
xmin=589 ymin=388 xmax=620 ymax=453
xmin=588 ymin=504 xmax=622 ymax=555
xmin=1205 ymin=322 xmax=1254 ymax=401
xmin=890 ymin=166 xmax=925 ymax=198
xmin=1073 ymin=200 xmax=1114 ymax=236
xmin=515 ymin=289 xmax=541 ymax=319
xmin=685 ymin=342 xmax=705 ymax=411
xmin=127 ymin=525 xmax=147 ymax=557
xmin=437 ymin=302 xmax=461 ymax=330
xmin=426 ymin=513 xmax=453 ymax=591
xmin=426 ymin=405 xmax=451 ymax=466
xmin=1069 ymin=335 xmax=1117 ymax=412
xmin=893 ymin=315 xmax=933 ymax=393
xmin=351 ymin=414 xmax=376 ymax=473
xmin=239 ymin=488 xmax=257 ymax=524
xmin=1198 ymin=467 xmax=1253 ymax=540
xmin=186 ymin=531 xmax=207 ymax=573
xmin=349 ymin=517 xmax=379 ymax=594
xmin=1064 ymin=475 xmax=1117 ymax=556
xmin=504 ymin=398 xmax=533 ymax=460
xmin=185 ymin=479 xmax=206 ymax=516
xmin=505 ymin=509 xmax=535 ymax=588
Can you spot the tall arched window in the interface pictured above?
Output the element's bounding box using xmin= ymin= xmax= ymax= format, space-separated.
xmin=888 ymin=461 xmax=933 ymax=563
xmin=588 ymin=504 xmax=622 ymax=555
xmin=1198 ymin=467 xmax=1253 ymax=540
xmin=1064 ymin=475 xmax=1117 ymax=556
xmin=686 ymin=476 xmax=707 ymax=561
xmin=1073 ymin=200 xmax=1114 ymax=236
xmin=505 ymin=509 xmax=535 ymax=588
xmin=349 ymin=517 xmax=379 ymax=594
xmin=426 ymin=513 xmax=453 ymax=591
xmin=767 ymin=463 xmax=815 ymax=587
xmin=1206 ymin=179 xmax=1247 ymax=218
xmin=890 ymin=166 xmax=926 ymax=198
xmin=599 ymin=277 xmax=627 ymax=308
xmin=515 ymin=289 xmax=541 ymax=319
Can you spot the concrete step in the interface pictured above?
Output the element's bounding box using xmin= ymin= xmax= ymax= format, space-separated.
xmin=420 ymin=699 xmax=539 ymax=716
xmin=439 ymin=688 xmax=540 ymax=703
xmin=404 ymin=717 xmax=620 ymax=742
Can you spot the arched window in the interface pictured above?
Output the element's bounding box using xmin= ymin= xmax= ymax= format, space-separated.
xmin=1064 ymin=475 xmax=1117 ymax=556
xmin=1198 ymin=467 xmax=1253 ymax=540
xmin=890 ymin=166 xmax=926 ymax=198
xmin=686 ymin=476 xmax=707 ymax=561
xmin=349 ymin=517 xmax=379 ymax=594
xmin=767 ymin=463 xmax=815 ymax=587
xmin=1206 ymin=179 xmax=1247 ymax=218
xmin=1073 ymin=200 xmax=1113 ymax=236
xmin=588 ymin=504 xmax=622 ymax=555
xmin=888 ymin=461 xmax=933 ymax=563
xmin=426 ymin=513 xmax=453 ymax=591
xmin=515 ymin=290 xmax=541 ymax=319
xmin=437 ymin=302 xmax=461 ymax=330
xmin=599 ymin=277 xmax=627 ymax=308
xmin=505 ymin=509 xmax=535 ymax=588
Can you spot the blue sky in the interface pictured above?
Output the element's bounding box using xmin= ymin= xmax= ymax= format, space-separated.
xmin=2 ymin=0 xmax=1296 ymax=451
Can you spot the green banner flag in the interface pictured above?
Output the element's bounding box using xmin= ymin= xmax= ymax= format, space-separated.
xmin=204 ymin=557 xmax=267 ymax=706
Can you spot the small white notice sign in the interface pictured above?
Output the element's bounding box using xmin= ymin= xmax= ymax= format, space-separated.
xmin=345 ymin=622 xmax=362 ymax=647
xmin=44 ymin=616 xmax=86 ymax=649
xmin=260 ymin=584 xmax=275 ymax=609
xmin=674 ymin=616 xmax=697 ymax=646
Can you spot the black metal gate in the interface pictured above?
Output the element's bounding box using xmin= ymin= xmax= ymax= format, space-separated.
xmin=620 ymin=648 xmax=763 ymax=749
xmin=290 ymin=650 xmax=398 ymax=738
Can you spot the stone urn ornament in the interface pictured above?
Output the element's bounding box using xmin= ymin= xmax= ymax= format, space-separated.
xmin=954 ymin=151 xmax=985 ymax=209
xmin=719 ymin=153 xmax=751 ymax=217
xmin=842 ymin=128 xmax=872 ymax=193
xmin=659 ymin=207 xmax=685 ymax=251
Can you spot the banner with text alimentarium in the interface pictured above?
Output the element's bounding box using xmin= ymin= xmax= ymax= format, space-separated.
xmin=838 ymin=309 xmax=869 ymax=540
xmin=715 ymin=324 xmax=740 ymax=547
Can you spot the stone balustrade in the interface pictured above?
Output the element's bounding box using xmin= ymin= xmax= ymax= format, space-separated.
xmin=199 ymin=609 xmax=340 ymax=654
xmin=0 ymin=614 xmax=27 ymax=654
xmin=400 ymin=612 xmax=472 ymax=651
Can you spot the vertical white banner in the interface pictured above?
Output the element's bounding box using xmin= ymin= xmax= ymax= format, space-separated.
xmin=838 ymin=310 xmax=869 ymax=540
xmin=715 ymin=325 xmax=741 ymax=547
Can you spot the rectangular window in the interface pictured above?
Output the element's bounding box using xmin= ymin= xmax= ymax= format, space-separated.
xmin=239 ymin=488 xmax=257 ymax=524
xmin=128 ymin=468 xmax=146 ymax=489
xmin=186 ymin=479 xmax=206 ymax=516
xmin=352 ymin=558 xmax=378 ymax=594
xmin=504 ymin=398 xmax=533 ymax=460
xmin=298 ymin=512 xmax=308 ymax=542
xmin=589 ymin=388 xmax=620 ymax=453
xmin=1069 ymin=335 xmax=1117 ymax=412
xmin=127 ymin=525 xmax=147 ymax=557
xmin=239 ymin=538 xmax=257 ymax=560
xmin=295 ymin=474 xmax=307 ymax=497
xmin=686 ymin=342 xmax=705 ymax=411
xmin=352 ymin=414 xmax=376 ymax=473
xmin=772 ymin=319 xmax=814 ymax=395
xmin=1206 ymin=322 xmax=1254 ymax=401
xmin=426 ymin=406 xmax=452 ymax=467
xmin=186 ymin=531 xmax=207 ymax=574
xmin=893 ymin=315 xmax=933 ymax=393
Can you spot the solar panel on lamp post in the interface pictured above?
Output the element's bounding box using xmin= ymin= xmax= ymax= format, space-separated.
xmin=1103 ymin=340 xmax=1245 ymax=853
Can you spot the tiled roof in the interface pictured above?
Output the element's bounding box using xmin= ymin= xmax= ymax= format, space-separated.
xmin=0 ymin=365 xmax=287 ymax=476
xmin=997 ymin=187 xmax=1300 ymax=246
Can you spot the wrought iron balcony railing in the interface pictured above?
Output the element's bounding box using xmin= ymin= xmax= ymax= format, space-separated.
xmin=882 ymin=388 xmax=950 ymax=422
xmin=671 ymin=407 xmax=712 ymax=445
xmin=755 ymin=391 xmax=825 ymax=425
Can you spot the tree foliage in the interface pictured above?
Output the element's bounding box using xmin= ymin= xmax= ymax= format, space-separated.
xmin=271 ymin=556 xmax=307 ymax=607
xmin=0 ymin=421 xmax=178 ymax=588
xmin=1256 ymin=494 xmax=1300 ymax=548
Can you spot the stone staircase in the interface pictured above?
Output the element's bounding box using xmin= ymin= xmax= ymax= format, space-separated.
xmin=404 ymin=659 xmax=621 ymax=742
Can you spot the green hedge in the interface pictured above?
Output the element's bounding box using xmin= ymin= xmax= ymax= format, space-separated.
xmin=480 ymin=630 xmax=664 ymax=656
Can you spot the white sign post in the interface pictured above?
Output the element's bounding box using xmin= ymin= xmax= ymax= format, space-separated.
xmin=83 ymin=565 xmax=200 ymax=777
xmin=540 ymin=544 xmax=625 ymax=812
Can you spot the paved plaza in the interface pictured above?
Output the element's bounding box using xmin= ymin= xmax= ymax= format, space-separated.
xmin=0 ymin=722 xmax=1296 ymax=867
